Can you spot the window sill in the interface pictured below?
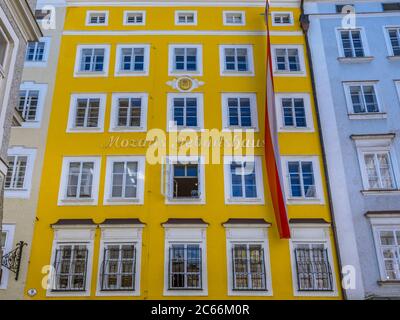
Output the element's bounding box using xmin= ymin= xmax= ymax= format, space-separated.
xmin=221 ymin=71 xmax=255 ymax=77
xmin=169 ymin=71 xmax=202 ymax=77
xmin=110 ymin=126 xmax=146 ymax=133
xmin=164 ymin=289 xmax=208 ymax=296
xmin=226 ymin=197 xmax=264 ymax=205
xmin=224 ymin=126 xmax=259 ymax=132
xmin=273 ymin=70 xmax=306 ymax=77
xmin=68 ymin=127 xmax=103 ymax=133
xmin=104 ymin=198 xmax=143 ymax=205
xmin=387 ymin=55 xmax=400 ymax=61
xmin=59 ymin=198 xmax=97 ymax=206
xmin=74 ymin=71 xmax=108 ymax=78
xmin=24 ymin=61 xmax=48 ymax=68
xmin=166 ymin=197 xmax=205 ymax=205
xmin=168 ymin=127 xmax=203 ymax=132
xmin=348 ymin=112 xmax=387 ymax=120
xmin=361 ymin=189 xmax=400 ymax=196
xmin=377 ymin=280 xmax=400 ymax=286
xmin=286 ymin=197 xmax=324 ymax=205
xmin=114 ymin=71 xmax=149 ymax=77
xmin=278 ymin=126 xmax=314 ymax=132
xmin=337 ymin=56 xmax=374 ymax=63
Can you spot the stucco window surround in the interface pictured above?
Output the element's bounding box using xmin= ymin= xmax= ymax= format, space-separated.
xmin=223 ymin=11 xmax=246 ymax=26
xmin=366 ymin=213 xmax=400 ymax=284
xmin=58 ymin=156 xmax=101 ymax=206
xmin=343 ymin=81 xmax=387 ymax=119
xmin=110 ymin=93 xmax=148 ymax=132
xmin=270 ymin=44 xmax=307 ymax=77
xmin=114 ymin=44 xmax=150 ymax=77
xmin=175 ymin=11 xmax=198 ymax=26
xmin=103 ymin=156 xmax=146 ymax=205
xmin=123 ymin=11 xmax=146 ymax=26
xmin=18 ymin=81 xmax=48 ymax=128
xmin=223 ymin=155 xmax=265 ymax=205
xmin=5 ymin=146 xmax=37 ymax=199
xmin=335 ymin=27 xmax=373 ymax=63
xmin=74 ymin=45 xmax=111 ymax=77
xmin=85 ymin=11 xmax=109 ymax=26
xmin=396 ymin=81 xmax=400 ymax=103
xmin=47 ymin=224 xmax=96 ymax=297
xmin=219 ymin=45 xmax=255 ymax=77
xmin=280 ymin=156 xmax=325 ymax=205
xmin=95 ymin=223 xmax=144 ymax=296
xmin=224 ymin=223 xmax=273 ymax=296
xmin=0 ymin=224 xmax=16 ymax=290
xmin=352 ymin=134 xmax=400 ymax=195
xmin=221 ymin=93 xmax=259 ymax=131
xmin=271 ymin=11 xmax=294 ymax=26
xmin=383 ymin=25 xmax=400 ymax=60
xmin=289 ymin=223 xmax=339 ymax=297
xmin=275 ymin=93 xmax=314 ymax=132
xmin=67 ymin=94 xmax=107 ymax=133
xmin=24 ymin=37 xmax=51 ymax=68
xmin=168 ymin=44 xmax=203 ymax=76
xmin=163 ymin=222 xmax=208 ymax=296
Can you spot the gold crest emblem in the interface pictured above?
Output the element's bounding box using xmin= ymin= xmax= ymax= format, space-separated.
xmin=177 ymin=77 xmax=193 ymax=91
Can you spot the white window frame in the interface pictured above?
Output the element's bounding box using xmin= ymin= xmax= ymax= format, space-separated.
xmin=289 ymin=225 xmax=338 ymax=297
xmin=343 ymin=81 xmax=385 ymax=119
xmin=167 ymin=93 xmax=204 ymax=131
xmin=225 ymin=224 xmax=272 ymax=296
xmin=74 ymin=45 xmax=110 ymax=77
xmin=110 ymin=93 xmax=148 ymax=132
xmin=114 ymin=44 xmax=150 ymax=77
xmin=275 ymin=93 xmax=314 ymax=132
xmin=168 ymin=44 xmax=203 ymax=76
xmin=396 ymin=80 xmax=400 ymax=103
xmin=123 ymin=11 xmax=146 ymax=26
xmin=383 ymin=25 xmax=400 ymax=58
xmin=271 ymin=45 xmax=306 ymax=77
xmin=281 ymin=156 xmax=325 ymax=204
xmin=219 ymin=45 xmax=255 ymax=76
xmin=24 ymin=37 xmax=51 ymax=67
xmin=163 ymin=225 xmax=208 ymax=296
xmin=335 ymin=27 xmax=371 ymax=60
xmin=223 ymin=11 xmax=246 ymax=26
xmin=175 ymin=11 xmax=197 ymax=26
xmin=86 ymin=11 xmax=109 ymax=26
xmin=58 ymin=156 xmax=101 ymax=206
xmin=104 ymin=156 xmax=146 ymax=205
xmin=0 ymin=224 xmax=15 ymax=290
xmin=162 ymin=156 xmax=206 ymax=205
xmin=18 ymin=81 xmax=47 ymax=128
xmin=5 ymin=147 xmax=36 ymax=199
xmin=67 ymin=94 xmax=106 ymax=133
xmin=271 ymin=12 xmax=294 ymax=26
xmin=96 ymin=224 xmax=144 ymax=296
xmin=47 ymin=227 xmax=95 ymax=297
xmin=221 ymin=93 xmax=258 ymax=131
xmin=223 ymin=155 xmax=265 ymax=205
xmin=354 ymin=137 xmax=400 ymax=192
xmin=368 ymin=215 xmax=400 ymax=282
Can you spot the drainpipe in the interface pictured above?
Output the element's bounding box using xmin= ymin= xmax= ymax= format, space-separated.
xmin=299 ymin=0 xmax=347 ymax=300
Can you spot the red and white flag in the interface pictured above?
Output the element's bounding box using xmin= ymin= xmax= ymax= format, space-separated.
xmin=264 ymin=1 xmax=290 ymax=238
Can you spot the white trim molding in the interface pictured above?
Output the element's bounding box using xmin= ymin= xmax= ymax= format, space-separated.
xmin=74 ymin=44 xmax=110 ymax=77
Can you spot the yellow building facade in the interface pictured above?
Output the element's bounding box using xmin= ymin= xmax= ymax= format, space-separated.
xmin=24 ymin=0 xmax=343 ymax=300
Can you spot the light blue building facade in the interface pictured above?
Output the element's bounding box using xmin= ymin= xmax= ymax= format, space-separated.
xmin=303 ymin=0 xmax=400 ymax=299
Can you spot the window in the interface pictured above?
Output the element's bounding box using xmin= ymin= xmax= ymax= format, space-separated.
xmin=163 ymin=225 xmax=207 ymax=296
xmin=338 ymin=29 xmax=367 ymax=58
xmin=336 ymin=4 xmax=354 ymax=13
xmin=220 ymin=45 xmax=254 ymax=75
xmin=377 ymin=229 xmax=400 ymax=280
xmin=353 ymin=135 xmax=400 ymax=192
xmin=110 ymin=94 xmax=148 ymax=131
xmin=124 ymin=11 xmax=145 ymax=25
xmin=275 ymin=94 xmax=313 ymax=131
xmin=293 ymin=243 xmax=334 ymax=291
xmin=17 ymin=82 xmax=47 ymax=127
xmin=386 ymin=27 xmax=400 ymax=57
xmin=58 ymin=157 xmax=101 ymax=205
xmin=0 ymin=225 xmax=15 ymax=289
xmin=169 ymin=45 xmax=202 ymax=75
xmin=271 ymin=12 xmax=293 ymax=25
xmin=67 ymin=94 xmax=106 ymax=132
xmin=35 ymin=9 xmax=51 ymax=21
xmin=74 ymin=45 xmax=110 ymax=76
xmin=5 ymin=147 xmax=36 ymax=199
xmin=115 ymin=45 xmax=150 ymax=76
xmin=222 ymin=94 xmax=258 ymax=130
xmin=0 ymin=28 xmax=8 ymax=69
xmin=162 ymin=156 xmax=205 ymax=204
xmin=104 ymin=156 xmax=145 ymax=205
xmin=271 ymin=45 xmax=305 ymax=76
xmin=167 ymin=93 xmax=204 ymax=131
xmin=52 ymin=244 xmax=89 ymax=292
xmin=224 ymin=156 xmax=264 ymax=204
xmin=282 ymin=156 xmax=324 ymax=204
xmin=86 ymin=11 xmax=108 ymax=25
xmin=382 ymin=3 xmax=400 ymax=11
xmin=344 ymin=82 xmax=381 ymax=115
xmin=25 ymin=38 xmax=50 ymax=63
xmin=223 ymin=11 xmax=245 ymax=25
xmin=175 ymin=11 xmax=197 ymax=25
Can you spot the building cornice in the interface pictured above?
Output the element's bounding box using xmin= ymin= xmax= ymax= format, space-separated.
xmin=4 ymin=0 xmax=42 ymax=42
